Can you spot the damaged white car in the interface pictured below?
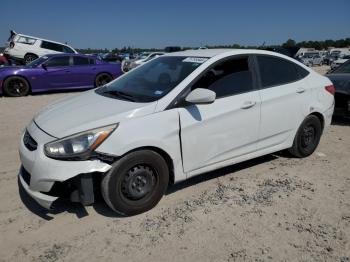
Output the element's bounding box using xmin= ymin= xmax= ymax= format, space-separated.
xmin=19 ymin=49 xmax=335 ymax=216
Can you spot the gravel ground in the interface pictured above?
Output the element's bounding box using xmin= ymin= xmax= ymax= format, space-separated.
xmin=0 ymin=66 xmax=349 ymax=261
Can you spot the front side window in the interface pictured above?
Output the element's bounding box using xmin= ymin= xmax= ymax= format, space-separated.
xmin=257 ymin=56 xmax=303 ymax=88
xmin=191 ymin=57 xmax=254 ymax=98
xmin=17 ymin=36 xmax=36 ymax=45
xmin=46 ymin=56 xmax=70 ymax=67
xmin=63 ymin=46 xmax=75 ymax=53
xmin=97 ymin=56 xmax=207 ymax=102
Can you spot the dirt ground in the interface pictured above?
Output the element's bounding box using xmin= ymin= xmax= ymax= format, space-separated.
xmin=0 ymin=65 xmax=349 ymax=261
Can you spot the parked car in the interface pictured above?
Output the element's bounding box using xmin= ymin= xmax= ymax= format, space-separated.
xmin=300 ymin=55 xmax=323 ymax=66
xmin=101 ymin=53 xmax=122 ymax=63
xmin=18 ymin=49 xmax=334 ymax=215
xmin=122 ymin=52 xmax=165 ymax=72
xmin=4 ymin=30 xmax=77 ymax=65
xmin=326 ymin=60 xmax=350 ymax=117
xmin=0 ymin=54 xmax=122 ymax=97
xmin=324 ymin=51 xmax=342 ymax=65
xmin=330 ymin=55 xmax=350 ymax=70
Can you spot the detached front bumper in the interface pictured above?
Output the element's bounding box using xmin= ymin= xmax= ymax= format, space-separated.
xmin=19 ymin=167 xmax=58 ymax=209
xmin=18 ymin=121 xmax=112 ymax=209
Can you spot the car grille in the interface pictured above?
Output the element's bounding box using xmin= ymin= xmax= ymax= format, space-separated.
xmin=21 ymin=167 xmax=31 ymax=185
xmin=23 ymin=130 xmax=37 ymax=151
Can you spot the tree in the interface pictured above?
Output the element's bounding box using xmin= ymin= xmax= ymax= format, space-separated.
xmin=282 ymin=39 xmax=296 ymax=48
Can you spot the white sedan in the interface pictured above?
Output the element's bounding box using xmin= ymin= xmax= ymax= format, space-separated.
xmin=19 ymin=49 xmax=335 ymax=215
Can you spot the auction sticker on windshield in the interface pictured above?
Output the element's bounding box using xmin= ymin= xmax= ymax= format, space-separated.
xmin=182 ymin=57 xmax=208 ymax=63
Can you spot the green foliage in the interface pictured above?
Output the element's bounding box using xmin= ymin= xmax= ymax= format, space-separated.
xmin=74 ymin=38 xmax=350 ymax=54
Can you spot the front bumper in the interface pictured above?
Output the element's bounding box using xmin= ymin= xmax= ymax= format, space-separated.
xmin=18 ymin=121 xmax=112 ymax=209
xmin=19 ymin=167 xmax=58 ymax=209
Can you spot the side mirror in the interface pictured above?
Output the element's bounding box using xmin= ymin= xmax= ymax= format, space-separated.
xmin=185 ymin=88 xmax=216 ymax=105
xmin=41 ymin=63 xmax=47 ymax=70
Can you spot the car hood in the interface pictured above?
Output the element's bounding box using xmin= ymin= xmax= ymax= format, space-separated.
xmin=334 ymin=59 xmax=348 ymax=63
xmin=0 ymin=66 xmax=22 ymax=74
xmin=34 ymin=90 xmax=157 ymax=138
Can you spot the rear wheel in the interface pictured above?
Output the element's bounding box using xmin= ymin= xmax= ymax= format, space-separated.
xmin=3 ymin=76 xmax=30 ymax=97
xmin=24 ymin=54 xmax=38 ymax=65
xmin=95 ymin=73 xmax=113 ymax=87
xmin=288 ymin=115 xmax=322 ymax=158
xmin=101 ymin=150 xmax=169 ymax=216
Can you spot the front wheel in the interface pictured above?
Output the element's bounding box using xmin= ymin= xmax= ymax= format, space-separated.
xmin=101 ymin=150 xmax=169 ymax=216
xmin=288 ymin=115 xmax=322 ymax=158
xmin=3 ymin=76 xmax=30 ymax=97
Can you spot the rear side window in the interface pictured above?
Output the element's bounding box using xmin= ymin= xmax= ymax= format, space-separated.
xmin=257 ymin=56 xmax=305 ymax=88
xmin=17 ymin=36 xmax=36 ymax=45
xmin=192 ymin=57 xmax=254 ymax=98
xmin=46 ymin=56 xmax=70 ymax=67
xmin=73 ymin=56 xmax=90 ymax=65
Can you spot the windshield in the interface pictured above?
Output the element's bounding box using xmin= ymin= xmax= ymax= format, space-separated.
xmin=96 ymin=56 xmax=208 ymax=102
xmin=25 ymin=56 xmax=48 ymax=68
xmin=137 ymin=53 xmax=150 ymax=60
xmin=332 ymin=60 xmax=350 ymax=74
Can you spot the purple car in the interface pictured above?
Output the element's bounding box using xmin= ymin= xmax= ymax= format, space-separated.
xmin=0 ymin=54 xmax=122 ymax=97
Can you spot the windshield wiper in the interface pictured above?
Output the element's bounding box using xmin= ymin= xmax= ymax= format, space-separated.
xmin=103 ymin=90 xmax=136 ymax=102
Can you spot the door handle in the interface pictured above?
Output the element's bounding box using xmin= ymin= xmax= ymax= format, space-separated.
xmin=296 ymin=88 xmax=306 ymax=94
xmin=241 ymin=101 xmax=256 ymax=109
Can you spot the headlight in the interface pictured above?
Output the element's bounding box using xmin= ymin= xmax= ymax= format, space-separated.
xmin=44 ymin=124 xmax=118 ymax=160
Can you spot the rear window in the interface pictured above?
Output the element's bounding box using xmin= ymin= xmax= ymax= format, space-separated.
xmin=333 ymin=61 xmax=350 ymax=74
xmin=17 ymin=36 xmax=36 ymax=45
xmin=257 ymin=55 xmax=308 ymax=88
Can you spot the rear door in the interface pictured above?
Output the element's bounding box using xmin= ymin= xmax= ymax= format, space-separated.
xmin=69 ymin=56 xmax=96 ymax=88
xmin=179 ymin=55 xmax=261 ymax=174
xmin=43 ymin=56 xmax=73 ymax=89
xmin=255 ymin=55 xmax=309 ymax=149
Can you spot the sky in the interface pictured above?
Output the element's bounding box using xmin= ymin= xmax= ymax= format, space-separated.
xmin=1 ymin=0 xmax=349 ymax=49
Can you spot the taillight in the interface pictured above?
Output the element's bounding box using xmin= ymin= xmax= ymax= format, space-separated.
xmin=325 ymin=85 xmax=335 ymax=95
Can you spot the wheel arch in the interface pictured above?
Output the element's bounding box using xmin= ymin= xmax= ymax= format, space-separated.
xmin=24 ymin=52 xmax=38 ymax=58
xmin=2 ymin=75 xmax=32 ymax=94
xmin=309 ymin=111 xmax=325 ymax=130
xmin=119 ymin=146 xmax=175 ymax=186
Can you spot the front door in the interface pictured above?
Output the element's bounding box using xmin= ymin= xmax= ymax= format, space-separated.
xmin=179 ymin=56 xmax=261 ymax=174
xmin=43 ymin=56 xmax=73 ymax=89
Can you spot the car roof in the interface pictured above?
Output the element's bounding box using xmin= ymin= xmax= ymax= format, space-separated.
xmin=164 ymin=48 xmax=293 ymax=58
xmin=43 ymin=53 xmax=90 ymax=58
xmin=16 ymin=33 xmax=75 ymax=49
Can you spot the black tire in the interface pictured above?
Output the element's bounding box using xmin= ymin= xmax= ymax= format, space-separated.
xmin=3 ymin=76 xmax=30 ymax=97
xmin=288 ymin=115 xmax=322 ymax=158
xmin=24 ymin=54 xmax=38 ymax=64
xmin=95 ymin=73 xmax=113 ymax=87
xmin=101 ymin=150 xmax=169 ymax=216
